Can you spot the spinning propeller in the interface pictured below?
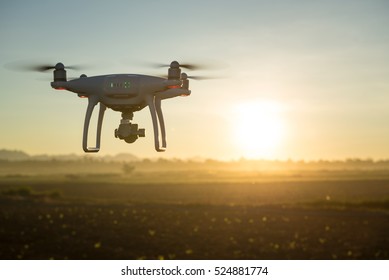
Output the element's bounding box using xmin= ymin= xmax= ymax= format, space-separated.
xmin=153 ymin=61 xmax=207 ymax=71
xmin=148 ymin=60 xmax=220 ymax=81
xmin=5 ymin=61 xmax=85 ymax=72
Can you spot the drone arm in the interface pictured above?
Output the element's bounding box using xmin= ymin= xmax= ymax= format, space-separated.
xmin=82 ymin=96 xmax=106 ymax=153
xmin=157 ymin=88 xmax=191 ymax=100
xmin=146 ymin=95 xmax=165 ymax=152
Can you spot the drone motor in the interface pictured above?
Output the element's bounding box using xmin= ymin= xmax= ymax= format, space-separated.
xmin=53 ymin=63 xmax=67 ymax=82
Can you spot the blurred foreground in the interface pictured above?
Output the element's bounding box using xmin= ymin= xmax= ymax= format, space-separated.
xmin=0 ymin=157 xmax=388 ymax=259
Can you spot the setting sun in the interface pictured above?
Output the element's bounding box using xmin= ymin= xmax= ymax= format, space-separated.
xmin=233 ymin=100 xmax=285 ymax=158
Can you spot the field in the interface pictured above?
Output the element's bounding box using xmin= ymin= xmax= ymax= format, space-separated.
xmin=0 ymin=159 xmax=389 ymax=260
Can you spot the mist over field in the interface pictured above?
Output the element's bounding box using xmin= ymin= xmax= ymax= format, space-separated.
xmin=3 ymin=149 xmax=389 ymax=182
xmin=0 ymin=149 xmax=388 ymax=260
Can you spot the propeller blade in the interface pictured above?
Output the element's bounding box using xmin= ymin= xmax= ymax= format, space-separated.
xmin=178 ymin=63 xmax=203 ymax=70
xmin=4 ymin=61 xmax=86 ymax=72
xmin=154 ymin=73 xmax=221 ymax=81
xmin=154 ymin=63 xmax=170 ymax=68
xmin=35 ymin=76 xmax=80 ymax=81
xmin=65 ymin=65 xmax=84 ymax=70
xmin=4 ymin=62 xmax=52 ymax=72
xmin=146 ymin=61 xmax=215 ymax=71
xmin=179 ymin=60 xmax=228 ymax=70
xmin=186 ymin=75 xmax=219 ymax=80
xmin=31 ymin=65 xmax=56 ymax=72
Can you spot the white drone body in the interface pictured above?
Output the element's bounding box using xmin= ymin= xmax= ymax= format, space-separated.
xmin=50 ymin=61 xmax=191 ymax=152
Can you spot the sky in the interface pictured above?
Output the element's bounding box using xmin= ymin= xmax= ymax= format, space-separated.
xmin=1 ymin=0 xmax=389 ymax=160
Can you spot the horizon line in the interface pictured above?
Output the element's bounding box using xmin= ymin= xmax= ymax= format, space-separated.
xmin=2 ymin=148 xmax=389 ymax=163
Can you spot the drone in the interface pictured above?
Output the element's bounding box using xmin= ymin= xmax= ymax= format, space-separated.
xmin=21 ymin=61 xmax=209 ymax=152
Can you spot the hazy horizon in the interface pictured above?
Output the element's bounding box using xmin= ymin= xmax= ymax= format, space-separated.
xmin=4 ymin=147 xmax=389 ymax=163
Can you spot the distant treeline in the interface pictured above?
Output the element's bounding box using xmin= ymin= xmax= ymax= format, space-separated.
xmin=2 ymin=149 xmax=389 ymax=168
xmin=3 ymin=149 xmax=389 ymax=178
xmin=2 ymin=156 xmax=389 ymax=172
xmin=0 ymin=149 xmax=139 ymax=162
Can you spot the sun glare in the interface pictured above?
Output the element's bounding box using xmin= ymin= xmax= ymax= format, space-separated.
xmin=233 ymin=100 xmax=285 ymax=158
